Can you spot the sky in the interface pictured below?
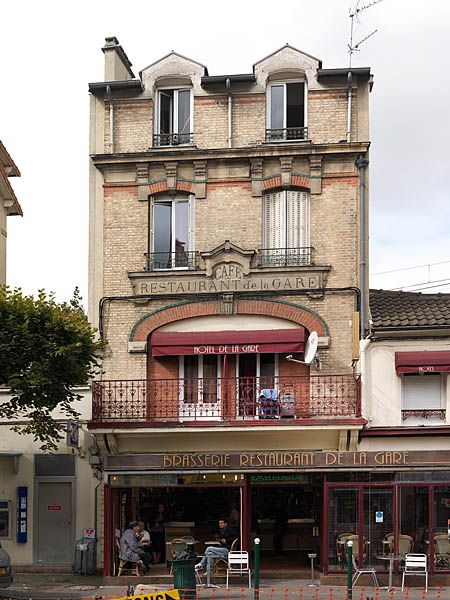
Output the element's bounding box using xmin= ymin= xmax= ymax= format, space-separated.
xmin=1 ymin=0 xmax=450 ymax=306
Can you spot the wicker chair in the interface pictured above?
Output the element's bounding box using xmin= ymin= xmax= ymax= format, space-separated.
xmin=214 ymin=538 xmax=239 ymax=574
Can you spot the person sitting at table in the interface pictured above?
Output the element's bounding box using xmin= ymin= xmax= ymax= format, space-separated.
xmin=195 ymin=518 xmax=237 ymax=572
xmin=119 ymin=521 xmax=152 ymax=573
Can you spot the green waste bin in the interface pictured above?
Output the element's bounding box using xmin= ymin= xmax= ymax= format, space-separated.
xmin=172 ymin=558 xmax=197 ymax=600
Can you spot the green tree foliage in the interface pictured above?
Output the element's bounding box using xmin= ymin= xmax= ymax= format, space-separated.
xmin=0 ymin=286 xmax=102 ymax=451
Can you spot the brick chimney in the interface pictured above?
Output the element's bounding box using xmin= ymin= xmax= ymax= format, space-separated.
xmin=102 ymin=36 xmax=135 ymax=81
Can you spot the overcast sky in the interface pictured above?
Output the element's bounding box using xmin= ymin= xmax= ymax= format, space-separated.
xmin=2 ymin=0 xmax=450 ymax=306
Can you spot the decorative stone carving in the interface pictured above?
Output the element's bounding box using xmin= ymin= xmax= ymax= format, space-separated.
xmin=309 ymin=155 xmax=322 ymax=194
xmin=201 ymin=240 xmax=254 ymax=278
xmin=136 ymin=164 xmax=149 ymax=201
xmin=219 ymin=294 xmax=235 ymax=315
xmin=250 ymin=158 xmax=263 ymax=197
xmin=164 ymin=162 xmax=178 ymax=191
xmin=194 ymin=161 xmax=207 ymax=199
xmin=280 ymin=156 xmax=293 ymax=188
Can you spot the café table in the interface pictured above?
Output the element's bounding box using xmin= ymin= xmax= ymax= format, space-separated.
xmin=376 ymin=554 xmax=403 ymax=591
xmin=200 ymin=541 xmax=221 ymax=588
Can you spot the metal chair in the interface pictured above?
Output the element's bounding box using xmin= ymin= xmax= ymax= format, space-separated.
xmin=214 ymin=538 xmax=239 ymax=574
xmin=226 ymin=551 xmax=251 ymax=588
xmin=402 ymin=553 xmax=428 ymax=592
xmin=434 ymin=535 xmax=450 ymax=569
xmin=351 ymin=554 xmax=379 ymax=586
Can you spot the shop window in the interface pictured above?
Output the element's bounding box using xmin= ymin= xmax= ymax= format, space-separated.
xmin=154 ymin=88 xmax=193 ymax=146
xmin=150 ymin=195 xmax=195 ymax=270
xmin=266 ymin=82 xmax=307 ymax=141
xmin=262 ymin=190 xmax=310 ymax=266
xmin=0 ymin=501 xmax=12 ymax=539
xmin=402 ymin=374 xmax=445 ymax=421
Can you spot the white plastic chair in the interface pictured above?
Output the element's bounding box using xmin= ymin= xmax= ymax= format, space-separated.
xmin=352 ymin=555 xmax=379 ymax=586
xmin=402 ymin=553 xmax=428 ymax=592
xmin=226 ymin=551 xmax=251 ymax=588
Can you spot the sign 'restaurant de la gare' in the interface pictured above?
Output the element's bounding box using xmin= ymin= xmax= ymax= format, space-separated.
xmin=104 ymin=450 xmax=450 ymax=471
xmin=128 ymin=242 xmax=330 ymax=297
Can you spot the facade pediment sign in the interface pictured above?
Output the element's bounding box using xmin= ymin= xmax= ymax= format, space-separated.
xmin=128 ymin=241 xmax=329 ymax=297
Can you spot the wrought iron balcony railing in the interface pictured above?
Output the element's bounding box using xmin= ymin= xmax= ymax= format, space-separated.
xmin=91 ymin=374 xmax=361 ymax=424
xmin=265 ymin=127 xmax=308 ymax=142
xmin=402 ymin=409 xmax=446 ymax=421
xmin=145 ymin=251 xmax=200 ymax=271
xmin=255 ymin=247 xmax=313 ymax=268
xmin=153 ymin=132 xmax=194 ymax=147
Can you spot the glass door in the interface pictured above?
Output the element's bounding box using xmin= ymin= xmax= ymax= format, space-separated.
xmin=432 ymin=486 xmax=450 ymax=571
xmin=327 ymin=487 xmax=359 ymax=570
xmin=363 ymin=487 xmax=394 ymax=567
xmin=179 ymin=355 xmax=221 ymax=420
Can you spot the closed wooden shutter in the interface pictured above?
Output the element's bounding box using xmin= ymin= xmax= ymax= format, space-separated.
xmin=287 ymin=190 xmax=309 ymax=247
xmin=263 ymin=191 xmax=286 ymax=249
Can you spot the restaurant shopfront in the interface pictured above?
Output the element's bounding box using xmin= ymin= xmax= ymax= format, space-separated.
xmin=102 ymin=450 xmax=450 ymax=576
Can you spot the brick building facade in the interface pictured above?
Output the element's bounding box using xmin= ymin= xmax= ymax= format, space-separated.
xmin=88 ymin=38 xmax=374 ymax=577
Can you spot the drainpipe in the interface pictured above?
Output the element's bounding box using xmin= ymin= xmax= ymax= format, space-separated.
xmin=226 ymin=78 xmax=232 ymax=148
xmin=347 ymin=71 xmax=353 ymax=142
xmin=356 ymin=155 xmax=369 ymax=339
xmin=106 ymin=84 xmax=114 ymax=152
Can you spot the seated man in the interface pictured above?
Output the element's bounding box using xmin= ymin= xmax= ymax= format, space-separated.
xmin=119 ymin=521 xmax=152 ymax=573
xmin=195 ymin=518 xmax=237 ymax=572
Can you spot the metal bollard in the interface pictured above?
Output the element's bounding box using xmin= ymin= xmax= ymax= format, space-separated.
xmin=347 ymin=540 xmax=353 ymax=600
xmin=254 ymin=537 xmax=260 ymax=600
xmin=307 ymin=552 xmax=318 ymax=587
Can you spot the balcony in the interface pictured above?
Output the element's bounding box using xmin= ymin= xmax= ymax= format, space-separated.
xmin=254 ymin=247 xmax=313 ymax=268
xmin=91 ymin=374 xmax=361 ymax=426
xmin=402 ymin=409 xmax=446 ymax=421
xmin=153 ymin=132 xmax=194 ymax=147
xmin=145 ymin=251 xmax=200 ymax=271
xmin=265 ymin=127 xmax=308 ymax=142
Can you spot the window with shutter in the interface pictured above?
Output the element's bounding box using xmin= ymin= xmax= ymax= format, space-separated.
xmin=402 ymin=374 xmax=442 ymax=410
xmin=262 ymin=190 xmax=310 ymax=266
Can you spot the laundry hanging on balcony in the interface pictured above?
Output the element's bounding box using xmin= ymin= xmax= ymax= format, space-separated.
xmin=395 ymin=351 xmax=450 ymax=374
xmin=151 ymin=328 xmax=305 ymax=356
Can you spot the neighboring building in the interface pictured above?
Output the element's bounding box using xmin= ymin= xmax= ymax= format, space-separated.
xmin=88 ymin=37 xmax=374 ymax=575
xmin=0 ymin=141 xmax=22 ymax=284
xmin=358 ymin=289 xmax=450 ymax=576
xmin=0 ymin=143 xmax=98 ymax=569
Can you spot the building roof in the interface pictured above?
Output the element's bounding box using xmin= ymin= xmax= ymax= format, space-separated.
xmin=253 ymin=43 xmax=322 ymax=69
xmin=139 ymin=51 xmax=208 ymax=76
xmin=0 ymin=140 xmax=22 ymax=216
xmin=370 ymin=289 xmax=450 ymax=330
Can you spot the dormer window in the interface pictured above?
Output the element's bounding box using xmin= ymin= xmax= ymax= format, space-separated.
xmin=154 ymin=88 xmax=193 ymax=147
xmin=266 ymin=82 xmax=307 ymax=142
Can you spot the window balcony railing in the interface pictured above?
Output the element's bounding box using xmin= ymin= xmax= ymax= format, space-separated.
xmin=265 ymin=127 xmax=308 ymax=142
xmin=153 ymin=132 xmax=194 ymax=147
xmin=254 ymin=247 xmax=313 ymax=268
xmin=91 ymin=374 xmax=361 ymax=425
xmin=145 ymin=251 xmax=200 ymax=271
xmin=402 ymin=409 xmax=446 ymax=421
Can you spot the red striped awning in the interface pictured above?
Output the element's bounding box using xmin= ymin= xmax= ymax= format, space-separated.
xmin=395 ymin=351 xmax=450 ymax=374
xmin=151 ymin=328 xmax=305 ymax=356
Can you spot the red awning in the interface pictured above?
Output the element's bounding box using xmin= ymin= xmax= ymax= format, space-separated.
xmin=151 ymin=328 xmax=305 ymax=356
xmin=395 ymin=351 xmax=450 ymax=374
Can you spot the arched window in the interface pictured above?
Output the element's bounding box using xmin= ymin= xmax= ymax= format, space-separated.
xmin=262 ymin=190 xmax=310 ymax=266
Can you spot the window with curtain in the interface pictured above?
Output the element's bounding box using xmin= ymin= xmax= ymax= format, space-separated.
xmin=262 ymin=190 xmax=310 ymax=266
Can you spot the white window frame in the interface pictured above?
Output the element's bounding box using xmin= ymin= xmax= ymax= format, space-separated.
xmin=0 ymin=500 xmax=13 ymax=539
xmin=150 ymin=194 xmax=195 ymax=271
xmin=266 ymin=80 xmax=308 ymax=132
xmin=179 ymin=355 xmax=222 ymax=404
xmin=155 ymin=87 xmax=194 ymax=143
xmin=401 ymin=373 xmax=445 ymax=410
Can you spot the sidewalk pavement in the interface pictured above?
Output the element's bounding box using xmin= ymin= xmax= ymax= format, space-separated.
xmin=0 ymin=573 xmax=448 ymax=600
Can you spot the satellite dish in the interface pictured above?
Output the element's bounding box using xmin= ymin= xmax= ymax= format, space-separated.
xmin=304 ymin=331 xmax=319 ymax=365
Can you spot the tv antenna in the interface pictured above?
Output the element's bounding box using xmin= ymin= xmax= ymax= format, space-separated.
xmin=348 ymin=0 xmax=383 ymax=67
